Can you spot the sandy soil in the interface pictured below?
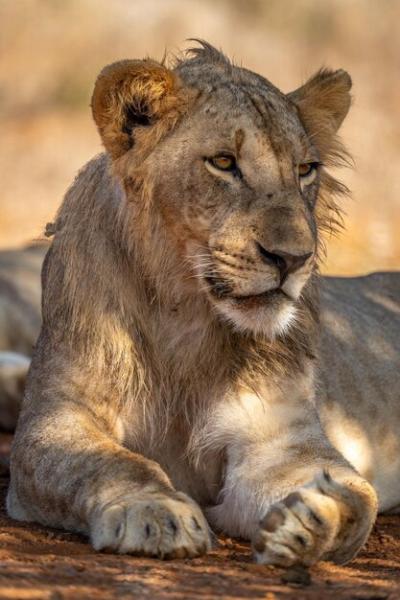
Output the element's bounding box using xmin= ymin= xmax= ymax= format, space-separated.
xmin=0 ymin=433 xmax=399 ymax=600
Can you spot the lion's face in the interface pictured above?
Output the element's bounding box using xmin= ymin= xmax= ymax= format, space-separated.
xmin=149 ymin=84 xmax=318 ymax=338
xmin=92 ymin=43 xmax=351 ymax=339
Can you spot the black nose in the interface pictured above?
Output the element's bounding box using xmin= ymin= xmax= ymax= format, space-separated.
xmin=256 ymin=242 xmax=312 ymax=282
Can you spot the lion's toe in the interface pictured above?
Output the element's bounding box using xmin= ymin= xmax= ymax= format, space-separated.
xmin=91 ymin=491 xmax=211 ymax=559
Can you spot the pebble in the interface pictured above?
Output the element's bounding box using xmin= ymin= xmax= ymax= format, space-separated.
xmin=281 ymin=565 xmax=312 ymax=587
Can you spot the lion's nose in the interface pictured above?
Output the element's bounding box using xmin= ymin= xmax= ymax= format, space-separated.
xmin=256 ymin=242 xmax=312 ymax=283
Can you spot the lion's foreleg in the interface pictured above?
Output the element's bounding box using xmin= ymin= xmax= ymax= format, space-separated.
xmin=8 ymin=403 xmax=211 ymax=558
xmin=204 ymin=389 xmax=377 ymax=566
xmin=252 ymin=466 xmax=377 ymax=566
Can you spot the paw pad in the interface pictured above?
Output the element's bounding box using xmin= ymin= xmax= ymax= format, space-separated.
xmin=261 ymin=507 xmax=286 ymax=532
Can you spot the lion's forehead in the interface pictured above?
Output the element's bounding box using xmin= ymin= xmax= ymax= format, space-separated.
xmin=179 ymin=60 xmax=302 ymax=132
xmin=180 ymin=78 xmax=307 ymax=162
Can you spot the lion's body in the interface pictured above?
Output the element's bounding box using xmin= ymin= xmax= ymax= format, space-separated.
xmin=318 ymin=274 xmax=400 ymax=511
xmin=6 ymin=43 xmax=399 ymax=565
xmin=0 ymin=243 xmax=46 ymax=429
xmin=2 ymin=241 xmax=399 ymax=508
xmin=0 ymin=243 xmax=45 ymax=355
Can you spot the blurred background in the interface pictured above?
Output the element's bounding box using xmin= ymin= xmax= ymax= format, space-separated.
xmin=1 ymin=0 xmax=399 ymax=274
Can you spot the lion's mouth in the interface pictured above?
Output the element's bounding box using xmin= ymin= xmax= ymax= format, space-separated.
xmin=230 ymin=288 xmax=292 ymax=309
xmin=205 ymin=275 xmax=292 ymax=307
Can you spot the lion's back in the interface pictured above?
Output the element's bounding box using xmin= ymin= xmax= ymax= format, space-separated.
xmin=320 ymin=271 xmax=400 ymax=359
xmin=318 ymin=271 xmax=400 ymax=397
xmin=317 ymin=272 xmax=400 ymax=507
xmin=318 ymin=271 xmax=400 ymax=442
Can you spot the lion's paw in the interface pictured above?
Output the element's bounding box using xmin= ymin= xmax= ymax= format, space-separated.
xmin=252 ymin=470 xmax=376 ymax=567
xmin=90 ymin=491 xmax=211 ymax=558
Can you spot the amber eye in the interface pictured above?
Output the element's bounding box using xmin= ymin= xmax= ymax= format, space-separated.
xmin=210 ymin=155 xmax=236 ymax=171
xmin=298 ymin=162 xmax=319 ymax=178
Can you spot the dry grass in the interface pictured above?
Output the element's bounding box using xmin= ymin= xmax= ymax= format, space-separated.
xmin=1 ymin=0 xmax=399 ymax=274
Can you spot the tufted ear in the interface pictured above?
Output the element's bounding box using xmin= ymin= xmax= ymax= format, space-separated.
xmin=288 ymin=69 xmax=352 ymax=157
xmin=91 ymin=59 xmax=183 ymax=159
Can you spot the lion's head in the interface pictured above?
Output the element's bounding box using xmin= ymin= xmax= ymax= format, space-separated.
xmin=91 ymin=41 xmax=351 ymax=339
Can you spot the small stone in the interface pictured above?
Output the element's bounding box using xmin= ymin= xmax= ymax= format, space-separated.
xmin=281 ymin=565 xmax=311 ymax=587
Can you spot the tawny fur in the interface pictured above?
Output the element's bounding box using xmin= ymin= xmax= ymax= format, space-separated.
xmin=5 ymin=42 xmax=399 ymax=566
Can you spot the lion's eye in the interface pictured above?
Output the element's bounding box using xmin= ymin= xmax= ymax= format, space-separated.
xmin=210 ymin=155 xmax=236 ymax=172
xmin=298 ymin=162 xmax=319 ymax=178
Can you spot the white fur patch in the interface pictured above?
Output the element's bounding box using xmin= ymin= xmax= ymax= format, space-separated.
xmin=215 ymin=299 xmax=298 ymax=339
xmin=281 ymin=272 xmax=310 ymax=301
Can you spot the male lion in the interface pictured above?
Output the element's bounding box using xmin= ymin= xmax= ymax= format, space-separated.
xmin=7 ymin=42 xmax=400 ymax=567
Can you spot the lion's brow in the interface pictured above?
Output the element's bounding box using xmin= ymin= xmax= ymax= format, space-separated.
xmin=235 ymin=128 xmax=245 ymax=154
xmin=240 ymin=90 xmax=288 ymax=184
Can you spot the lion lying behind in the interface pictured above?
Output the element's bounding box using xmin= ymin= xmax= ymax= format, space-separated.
xmin=5 ymin=42 xmax=400 ymax=566
xmin=0 ymin=243 xmax=46 ymax=429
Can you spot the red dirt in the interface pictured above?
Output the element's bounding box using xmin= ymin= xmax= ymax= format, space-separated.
xmin=0 ymin=433 xmax=399 ymax=600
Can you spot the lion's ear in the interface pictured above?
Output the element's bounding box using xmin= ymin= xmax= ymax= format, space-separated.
xmin=91 ymin=59 xmax=182 ymax=159
xmin=288 ymin=69 xmax=352 ymax=156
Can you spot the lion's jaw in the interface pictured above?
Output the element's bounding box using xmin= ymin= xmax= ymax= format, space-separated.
xmin=186 ymin=238 xmax=314 ymax=339
xmin=207 ymin=286 xmax=299 ymax=340
xmin=206 ymin=282 xmax=301 ymax=340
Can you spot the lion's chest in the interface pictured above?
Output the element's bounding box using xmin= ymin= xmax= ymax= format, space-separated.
xmin=125 ymin=426 xmax=224 ymax=506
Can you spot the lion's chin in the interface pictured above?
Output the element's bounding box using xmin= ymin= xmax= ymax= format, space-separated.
xmin=212 ymin=292 xmax=298 ymax=339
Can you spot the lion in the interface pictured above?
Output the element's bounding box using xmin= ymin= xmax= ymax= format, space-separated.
xmin=6 ymin=41 xmax=400 ymax=567
xmin=0 ymin=243 xmax=47 ymax=430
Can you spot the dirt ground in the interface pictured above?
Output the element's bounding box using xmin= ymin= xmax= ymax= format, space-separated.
xmin=0 ymin=434 xmax=399 ymax=600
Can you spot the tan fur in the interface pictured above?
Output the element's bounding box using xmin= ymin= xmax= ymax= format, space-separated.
xmin=7 ymin=41 xmax=399 ymax=566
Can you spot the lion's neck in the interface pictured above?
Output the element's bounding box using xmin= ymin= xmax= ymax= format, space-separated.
xmin=120 ymin=224 xmax=318 ymax=398
xmin=129 ymin=254 xmax=319 ymax=397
